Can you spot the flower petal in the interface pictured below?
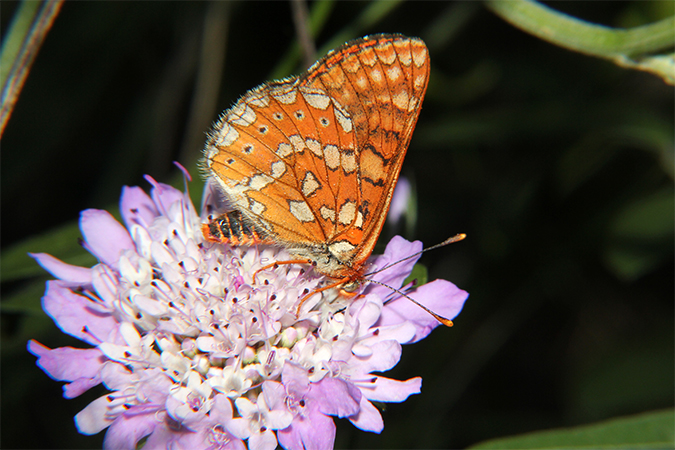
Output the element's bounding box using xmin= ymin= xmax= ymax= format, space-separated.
xmin=80 ymin=209 xmax=136 ymax=267
xmin=350 ymin=339 xmax=402 ymax=374
xmin=29 ymin=253 xmax=91 ymax=284
xmin=357 ymin=375 xmax=421 ymax=402
xmin=278 ymin=403 xmax=336 ymax=450
xmin=311 ymin=377 xmax=361 ymax=418
xmin=367 ymin=236 xmax=422 ymax=294
xmin=120 ymin=185 xmax=159 ymax=230
xmin=378 ymin=279 xmax=468 ymax=342
xmin=41 ymin=281 xmax=117 ymax=345
xmin=103 ymin=411 xmax=158 ymax=450
xmin=348 ymin=396 xmax=384 ymax=433
xmin=28 ymin=340 xmax=104 ymax=381
xmin=249 ymin=429 xmax=279 ymax=450
xmin=75 ymin=394 xmax=116 ymax=434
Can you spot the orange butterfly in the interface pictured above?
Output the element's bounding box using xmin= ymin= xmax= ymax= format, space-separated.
xmin=202 ymin=34 xmax=430 ymax=299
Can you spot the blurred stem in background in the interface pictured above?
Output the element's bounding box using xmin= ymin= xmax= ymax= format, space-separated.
xmin=0 ymin=0 xmax=64 ymax=137
xmin=486 ymin=0 xmax=675 ymax=85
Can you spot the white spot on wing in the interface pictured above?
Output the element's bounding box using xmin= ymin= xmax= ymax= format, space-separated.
xmin=338 ymin=201 xmax=356 ymax=225
xmin=320 ymin=206 xmax=336 ymax=222
xmin=387 ymin=66 xmax=401 ymax=82
xmin=414 ymin=74 xmax=426 ymax=90
xmin=395 ymin=45 xmax=412 ymax=66
xmin=375 ymin=42 xmax=397 ymax=64
xmin=334 ymin=106 xmax=353 ymax=133
xmin=271 ymin=85 xmax=297 ymax=104
xmin=354 ymin=211 xmax=364 ymax=229
xmin=228 ymin=103 xmax=257 ymax=126
xmin=301 ymin=88 xmax=331 ymax=110
xmin=301 ymin=171 xmax=321 ymax=197
xmin=249 ymin=174 xmax=274 ymax=191
xmin=216 ymin=123 xmax=239 ymax=147
xmin=271 ymin=160 xmax=286 ymax=178
xmin=413 ymin=47 xmax=427 ymax=68
xmin=289 ymin=201 xmax=315 ymax=223
xmin=246 ymin=91 xmax=270 ymax=107
xmin=329 ymin=240 xmax=356 ymax=258
xmin=277 ymin=142 xmax=293 ymax=158
xmin=289 ymin=135 xmax=306 ymax=153
xmin=305 ymin=138 xmax=322 ymax=157
xmin=249 ymin=198 xmax=266 ymax=215
xmin=356 ymin=76 xmax=368 ymax=90
xmin=341 ymin=151 xmax=357 ymax=173
xmin=324 ymin=145 xmax=340 ymax=170
xmin=392 ymin=90 xmax=409 ymax=110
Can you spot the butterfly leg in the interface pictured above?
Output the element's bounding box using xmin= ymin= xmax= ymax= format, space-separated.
xmin=252 ymin=259 xmax=314 ymax=285
xmin=295 ymin=276 xmax=351 ymax=316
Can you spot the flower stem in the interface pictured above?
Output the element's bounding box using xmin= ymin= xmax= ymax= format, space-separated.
xmin=0 ymin=0 xmax=64 ymax=137
xmin=486 ymin=0 xmax=674 ymax=58
xmin=485 ymin=0 xmax=675 ymax=84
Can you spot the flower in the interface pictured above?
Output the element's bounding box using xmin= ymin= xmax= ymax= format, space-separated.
xmin=28 ymin=167 xmax=468 ymax=449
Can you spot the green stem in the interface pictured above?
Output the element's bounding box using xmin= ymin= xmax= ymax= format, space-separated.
xmin=485 ymin=0 xmax=675 ymax=59
xmin=0 ymin=0 xmax=64 ymax=137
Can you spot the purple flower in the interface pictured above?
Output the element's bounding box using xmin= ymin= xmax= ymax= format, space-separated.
xmin=28 ymin=170 xmax=468 ymax=449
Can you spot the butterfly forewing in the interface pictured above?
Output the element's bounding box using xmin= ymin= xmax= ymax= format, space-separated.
xmin=203 ymin=34 xmax=430 ymax=280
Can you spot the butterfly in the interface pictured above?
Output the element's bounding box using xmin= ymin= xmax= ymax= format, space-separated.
xmin=202 ymin=33 xmax=430 ymax=298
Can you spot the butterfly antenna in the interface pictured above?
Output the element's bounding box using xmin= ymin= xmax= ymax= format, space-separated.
xmin=365 ymin=233 xmax=466 ymax=277
xmin=364 ymin=278 xmax=454 ymax=327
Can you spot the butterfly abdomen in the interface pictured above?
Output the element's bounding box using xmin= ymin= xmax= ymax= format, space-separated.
xmin=202 ymin=210 xmax=270 ymax=245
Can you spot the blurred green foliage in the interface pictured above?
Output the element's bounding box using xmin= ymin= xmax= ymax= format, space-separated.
xmin=1 ymin=1 xmax=672 ymax=449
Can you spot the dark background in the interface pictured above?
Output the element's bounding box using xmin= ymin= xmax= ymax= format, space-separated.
xmin=2 ymin=1 xmax=673 ymax=449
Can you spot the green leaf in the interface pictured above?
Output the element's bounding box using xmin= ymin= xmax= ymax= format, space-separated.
xmin=470 ymin=409 xmax=675 ymax=449
xmin=603 ymin=187 xmax=674 ymax=280
xmin=404 ymin=263 xmax=428 ymax=287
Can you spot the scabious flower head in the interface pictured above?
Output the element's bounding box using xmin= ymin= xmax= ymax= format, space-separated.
xmin=29 ymin=168 xmax=468 ymax=449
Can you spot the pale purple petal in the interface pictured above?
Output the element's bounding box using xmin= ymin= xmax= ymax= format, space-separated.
xmin=145 ymin=176 xmax=185 ymax=217
xmin=76 ymin=395 xmax=116 ymax=434
xmin=348 ymin=396 xmax=384 ymax=433
xmin=120 ymin=186 xmax=158 ymax=229
xmin=142 ymin=421 xmax=191 ymax=449
xmin=80 ymin=209 xmax=135 ymax=267
xmin=350 ymin=339 xmax=402 ymax=374
xmin=378 ymin=279 xmax=468 ymax=342
xmin=64 ymin=376 xmax=103 ymax=398
xmin=281 ymin=363 xmax=310 ymax=397
xmin=387 ymin=177 xmax=411 ymax=226
xmin=29 ymin=253 xmax=91 ymax=284
xmin=249 ymin=430 xmax=278 ymax=450
xmin=27 ymin=340 xmax=103 ymax=381
xmin=357 ymin=376 xmax=421 ymax=402
xmin=366 ymin=236 xmax=422 ymax=295
xmin=103 ymin=412 xmax=159 ymax=450
xmin=262 ymin=380 xmax=287 ymax=411
xmin=310 ymin=377 xmax=361 ymax=417
xmin=41 ymin=281 xmax=117 ymax=345
xmin=277 ymin=403 xmax=335 ymax=450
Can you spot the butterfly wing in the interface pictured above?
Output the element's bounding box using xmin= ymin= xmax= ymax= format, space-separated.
xmin=203 ymin=34 xmax=429 ymax=277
